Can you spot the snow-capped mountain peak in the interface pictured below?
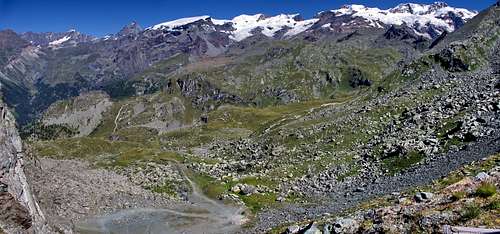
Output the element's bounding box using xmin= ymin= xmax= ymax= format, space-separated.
xmin=144 ymin=2 xmax=477 ymax=42
xmin=227 ymin=13 xmax=318 ymax=41
xmin=330 ymin=2 xmax=477 ymax=38
xmin=148 ymin=13 xmax=318 ymax=41
xmin=48 ymin=35 xmax=71 ymax=46
xmin=149 ymin=16 xmax=211 ymax=30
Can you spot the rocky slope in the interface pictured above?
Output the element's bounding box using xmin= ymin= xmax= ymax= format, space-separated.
xmin=0 ymin=100 xmax=50 ymax=233
xmin=41 ymin=91 xmax=112 ymax=137
xmin=281 ymin=154 xmax=500 ymax=234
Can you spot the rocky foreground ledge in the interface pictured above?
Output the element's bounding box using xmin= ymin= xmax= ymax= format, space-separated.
xmin=275 ymin=153 xmax=500 ymax=233
xmin=0 ymin=102 xmax=51 ymax=233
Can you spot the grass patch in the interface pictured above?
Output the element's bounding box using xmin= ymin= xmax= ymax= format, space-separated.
xmin=149 ymin=182 xmax=178 ymax=196
xmin=486 ymin=200 xmax=500 ymax=210
xmin=475 ymin=182 xmax=497 ymax=198
xmin=207 ymin=100 xmax=337 ymax=133
xmin=31 ymin=136 xmax=187 ymax=168
xmin=461 ymin=204 xmax=481 ymax=221
xmin=238 ymin=176 xmax=277 ymax=189
xmin=451 ymin=191 xmax=467 ymax=201
xmin=240 ymin=193 xmax=278 ymax=213
xmin=188 ymin=172 xmax=227 ymax=200
xmin=188 ymin=171 xmax=280 ymax=213
xmin=383 ymin=151 xmax=425 ymax=175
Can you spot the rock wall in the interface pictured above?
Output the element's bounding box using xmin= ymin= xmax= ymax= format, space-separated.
xmin=0 ymin=101 xmax=51 ymax=233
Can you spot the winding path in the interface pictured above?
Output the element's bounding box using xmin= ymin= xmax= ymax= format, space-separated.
xmin=75 ymin=163 xmax=247 ymax=234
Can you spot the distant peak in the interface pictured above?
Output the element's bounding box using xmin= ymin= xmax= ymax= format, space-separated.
xmin=118 ymin=21 xmax=143 ymax=36
xmin=125 ymin=21 xmax=141 ymax=28
xmin=149 ymin=15 xmax=211 ymax=30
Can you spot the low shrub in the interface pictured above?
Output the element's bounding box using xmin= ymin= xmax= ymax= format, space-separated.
xmin=475 ymin=182 xmax=497 ymax=198
xmin=451 ymin=191 xmax=467 ymax=201
xmin=461 ymin=204 xmax=480 ymax=221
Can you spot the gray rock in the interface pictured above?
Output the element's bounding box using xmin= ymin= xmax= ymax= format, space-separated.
xmin=240 ymin=184 xmax=257 ymax=195
xmin=415 ymin=192 xmax=434 ymax=202
xmin=323 ymin=224 xmax=332 ymax=234
xmin=354 ymin=187 xmax=365 ymax=192
xmin=302 ymin=222 xmax=321 ymax=234
xmin=332 ymin=218 xmax=359 ymax=233
xmin=286 ymin=224 xmax=300 ymax=234
xmin=231 ymin=183 xmax=257 ymax=195
xmin=0 ymin=183 xmax=7 ymax=193
xmin=474 ymin=172 xmax=490 ymax=181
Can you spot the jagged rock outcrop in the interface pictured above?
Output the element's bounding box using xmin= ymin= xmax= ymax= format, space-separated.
xmin=0 ymin=101 xmax=51 ymax=233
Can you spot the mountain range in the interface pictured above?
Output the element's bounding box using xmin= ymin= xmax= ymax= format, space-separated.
xmin=1 ymin=1 xmax=500 ymax=234
xmin=0 ymin=2 xmax=479 ymax=125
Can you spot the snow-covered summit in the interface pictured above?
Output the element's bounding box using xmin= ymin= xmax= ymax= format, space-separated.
xmin=149 ymin=16 xmax=212 ymax=30
xmin=48 ymin=35 xmax=71 ymax=46
xmin=147 ymin=2 xmax=477 ymax=41
xmin=331 ymin=2 xmax=477 ymax=37
xmin=149 ymin=13 xmax=318 ymax=41
xmin=225 ymin=14 xmax=318 ymax=41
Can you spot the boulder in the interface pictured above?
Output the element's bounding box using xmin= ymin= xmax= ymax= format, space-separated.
xmin=301 ymin=222 xmax=321 ymax=234
xmin=474 ymin=172 xmax=490 ymax=181
xmin=240 ymin=184 xmax=257 ymax=195
xmin=231 ymin=183 xmax=257 ymax=195
xmin=323 ymin=224 xmax=332 ymax=234
xmin=332 ymin=218 xmax=359 ymax=233
xmin=415 ymin=192 xmax=434 ymax=202
xmin=434 ymin=44 xmax=470 ymax=72
xmin=286 ymin=224 xmax=300 ymax=234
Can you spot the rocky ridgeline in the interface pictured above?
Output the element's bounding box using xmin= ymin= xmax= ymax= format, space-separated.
xmin=0 ymin=101 xmax=50 ymax=233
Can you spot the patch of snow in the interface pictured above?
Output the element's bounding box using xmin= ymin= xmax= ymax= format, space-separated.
xmin=229 ymin=14 xmax=318 ymax=41
xmin=49 ymin=36 xmax=71 ymax=46
xmin=149 ymin=15 xmax=211 ymax=30
xmin=284 ymin=18 xmax=319 ymax=37
xmin=212 ymin=19 xmax=231 ymax=25
xmin=148 ymin=13 xmax=318 ymax=41
xmin=332 ymin=2 xmax=477 ymax=34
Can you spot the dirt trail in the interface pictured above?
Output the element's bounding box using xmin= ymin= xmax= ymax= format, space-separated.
xmin=75 ymin=164 xmax=247 ymax=234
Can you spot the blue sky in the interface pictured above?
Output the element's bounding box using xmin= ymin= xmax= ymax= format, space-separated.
xmin=0 ymin=0 xmax=494 ymax=36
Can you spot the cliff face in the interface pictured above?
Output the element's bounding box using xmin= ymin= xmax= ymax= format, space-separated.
xmin=0 ymin=101 xmax=50 ymax=233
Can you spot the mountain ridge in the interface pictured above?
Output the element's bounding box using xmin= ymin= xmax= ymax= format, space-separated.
xmin=14 ymin=2 xmax=477 ymax=48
